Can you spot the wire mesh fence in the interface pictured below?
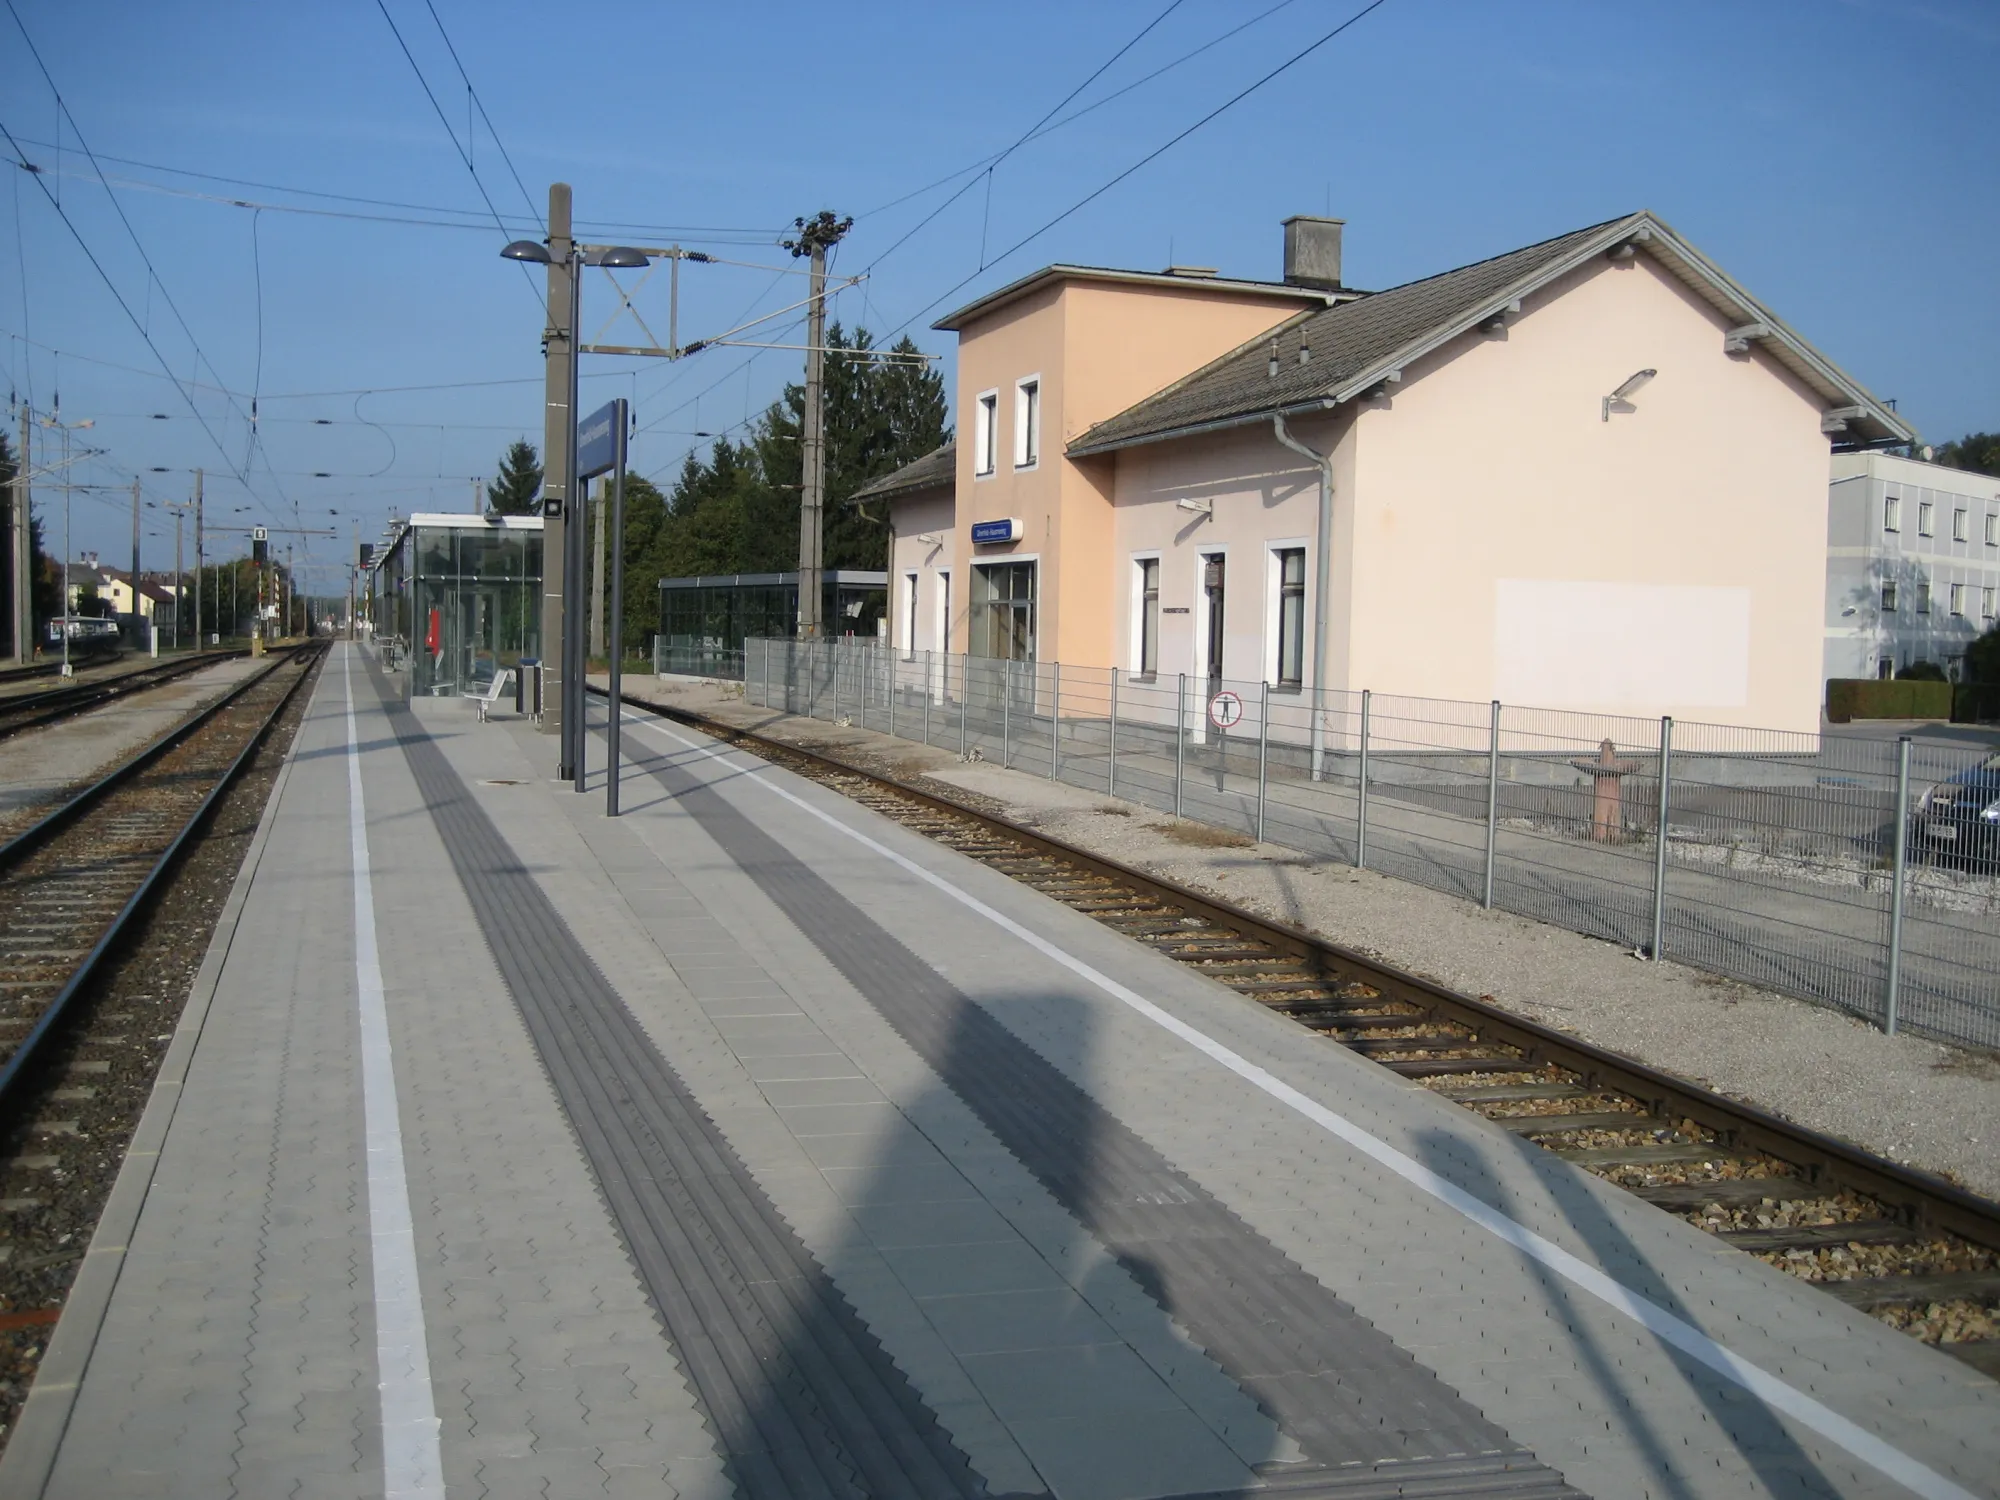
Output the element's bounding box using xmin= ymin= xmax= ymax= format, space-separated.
xmin=744 ymin=638 xmax=2000 ymax=1051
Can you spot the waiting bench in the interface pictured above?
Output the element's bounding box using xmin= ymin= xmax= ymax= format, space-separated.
xmin=473 ymin=669 xmax=515 ymax=723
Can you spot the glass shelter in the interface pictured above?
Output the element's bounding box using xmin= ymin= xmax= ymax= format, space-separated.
xmin=368 ymin=513 xmax=543 ymax=698
xmin=657 ymin=571 xmax=886 ymax=675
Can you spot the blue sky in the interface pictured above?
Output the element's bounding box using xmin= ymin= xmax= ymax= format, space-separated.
xmin=3 ymin=0 xmax=1995 ymax=594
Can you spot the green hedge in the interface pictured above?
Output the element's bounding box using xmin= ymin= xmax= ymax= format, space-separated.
xmin=1826 ymin=678 xmax=1954 ymax=723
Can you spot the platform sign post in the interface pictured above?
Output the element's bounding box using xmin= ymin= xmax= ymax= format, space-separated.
xmin=1649 ymin=716 xmax=1673 ymax=960
xmin=1255 ymin=682 xmax=1269 ymax=843
xmin=1482 ymin=699 xmax=1501 ymax=909
xmin=1356 ymin=689 xmax=1371 ymax=870
xmin=576 ymin=399 xmax=628 ymax=814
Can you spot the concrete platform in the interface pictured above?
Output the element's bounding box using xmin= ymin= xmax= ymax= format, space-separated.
xmin=5 ymin=643 xmax=1995 ymax=1500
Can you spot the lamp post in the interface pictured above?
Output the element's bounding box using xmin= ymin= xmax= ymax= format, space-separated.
xmin=501 ymin=205 xmax=648 ymax=788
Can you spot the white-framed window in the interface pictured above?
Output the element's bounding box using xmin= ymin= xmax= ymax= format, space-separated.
xmin=1916 ymin=580 xmax=1931 ymax=614
xmin=1131 ymin=554 xmax=1161 ymax=676
xmin=974 ymin=389 xmax=999 ymax=477
xmin=1953 ymin=508 xmax=1969 ymax=542
xmin=1882 ymin=580 xmax=1899 ymax=612
xmin=1273 ymin=546 xmax=1307 ymax=689
xmin=1884 ymin=495 xmax=1901 ymax=532
xmin=900 ymin=571 xmax=918 ymax=656
xmin=1013 ymin=376 xmax=1040 ymax=469
xmin=935 ymin=569 xmax=952 ymax=655
xmin=1918 ymin=500 xmax=1934 ymax=536
xmin=1983 ymin=586 xmax=1996 ymax=619
xmin=1987 ymin=512 xmax=1998 ymax=547
xmin=1950 ymin=582 xmax=1968 ymax=617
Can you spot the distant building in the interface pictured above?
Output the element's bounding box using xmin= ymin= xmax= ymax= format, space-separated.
xmin=858 ymin=210 xmax=1913 ymax=734
xmin=1824 ymin=452 xmax=2000 ymax=682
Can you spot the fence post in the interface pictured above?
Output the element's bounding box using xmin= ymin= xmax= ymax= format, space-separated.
xmin=923 ymin=650 xmax=932 ymax=745
xmin=1357 ymin=688 xmax=1371 ymax=870
xmin=1050 ymin=662 xmax=1061 ymax=780
xmin=960 ymin=655 xmax=969 ymax=756
xmin=1886 ymin=735 xmax=1911 ymax=1036
xmin=1256 ymin=680 xmax=1270 ymax=843
xmin=1175 ymin=673 xmax=1187 ymax=818
xmin=830 ymin=640 xmax=839 ymax=723
xmin=887 ymin=647 xmax=896 ymax=739
xmin=859 ymin=642 xmax=868 ymax=730
xmin=1108 ymin=667 xmax=1119 ymax=796
xmin=1482 ymin=699 xmax=1501 ymax=909
xmin=1001 ymin=660 xmax=1012 ymax=768
xmin=1649 ymin=716 xmax=1673 ymax=961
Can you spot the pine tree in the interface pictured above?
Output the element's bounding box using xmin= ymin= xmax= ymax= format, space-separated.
xmin=487 ymin=439 xmax=544 ymax=516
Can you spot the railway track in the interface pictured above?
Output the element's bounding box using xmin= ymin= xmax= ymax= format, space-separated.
xmin=0 ymin=650 xmax=259 ymax=741
xmin=611 ymin=688 xmax=2000 ymax=1380
xmin=0 ymin=644 xmax=325 ymax=1107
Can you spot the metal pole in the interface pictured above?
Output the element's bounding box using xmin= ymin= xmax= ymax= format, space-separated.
xmin=798 ymin=237 xmax=829 ymax=637
xmin=1050 ymin=662 xmax=1061 ymax=780
xmin=833 ymin=639 xmax=841 ymax=722
xmin=129 ymin=478 xmax=141 ymax=649
xmin=1649 ymin=716 xmax=1673 ymax=960
xmin=1108 ymin=667 xmax=1119 ymax=796
xmin=1001 ymin=660 xmax=1012 ymax=767
xmin=1175 ymin=673 xmax=1186 ymax=817
xmin=9 ymin=405 xmax=28 ymax=664
xmin=1256 ymin=680 xmax=1269 ymax=842
xmin=1886 ymin=735 xmax=1911 ymax=1036
xmin=923 ymin=650 xmax=931 ymax=744
xmin=606 ymin=430 xmax=627 ymax=817
xmin=1356 ymin=689 xmax=1371 ymax=870
xmin=565 ymin=241 xmax=586 ymax=793
xmin=1482 ymin=699 xmax=1501 ymax=909
xmin=888 ymin=644 xmax=897 ymax=739
xmin=959 ymin=654 xmax=968 ymax=755
xmin=172 ymin=510 xmax=183 ymax=652
xmin=193 ymin=470 xmax=203 ymax=645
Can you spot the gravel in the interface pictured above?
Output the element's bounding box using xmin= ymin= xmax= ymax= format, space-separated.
xmin=624 ymin=674 xmax=2000 ymax=1206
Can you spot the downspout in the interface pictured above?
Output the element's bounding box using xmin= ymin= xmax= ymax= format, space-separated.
xmin=1272 ymin=412 xmax=1334 ymax=780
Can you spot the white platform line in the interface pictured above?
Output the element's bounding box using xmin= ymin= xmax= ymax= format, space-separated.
xmin=628 ymin=707 xmax=1980 ymax=1500
xmin=346 ymin=646 xmax=444 ymax=1500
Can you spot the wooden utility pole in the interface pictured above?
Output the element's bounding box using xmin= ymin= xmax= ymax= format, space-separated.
xmin=192 ymin=469 xmax=204 ymax=646
xmin=786 ymin=211 xmax=850 ymax=638
xmin=10 ymin=405 xmax=29 ymax=664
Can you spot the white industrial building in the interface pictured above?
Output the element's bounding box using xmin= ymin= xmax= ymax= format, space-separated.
xmin=1823 ymin=452 xmax=2000 ymax=682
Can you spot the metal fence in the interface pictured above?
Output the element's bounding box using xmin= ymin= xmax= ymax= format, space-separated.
xmin=743 ymin=637 xmax=2000 ymax=1052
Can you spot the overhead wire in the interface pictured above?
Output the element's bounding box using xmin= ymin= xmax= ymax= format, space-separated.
xmin=883 ymin=0 xmax=1393 ymax=339
xmin=418 ymin=0 xmax=542 ymax=231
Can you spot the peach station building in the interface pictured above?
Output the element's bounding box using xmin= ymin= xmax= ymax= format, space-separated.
xmin=854 ymin=211 xmax=1913 ymax=734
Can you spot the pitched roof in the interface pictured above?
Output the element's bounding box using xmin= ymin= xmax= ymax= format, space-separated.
xmin=1069 ymin=211 xmax=1914 ymax=457
xmin=850 ymin=442 xmax=957 ymax=504
xmin=933 ymin=266 xmax=1335 ymax=333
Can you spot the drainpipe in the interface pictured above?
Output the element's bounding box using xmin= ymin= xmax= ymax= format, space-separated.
xmin=1272 ymin=411 xmax=1334 ymax=780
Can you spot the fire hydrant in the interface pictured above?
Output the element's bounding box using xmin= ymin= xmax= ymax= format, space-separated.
xmin=1570 ymin=738 xmax=1641 ymax=842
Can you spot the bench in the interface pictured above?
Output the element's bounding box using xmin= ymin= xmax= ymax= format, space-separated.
xmin=473 ymin=669 xmax=515 ymax=723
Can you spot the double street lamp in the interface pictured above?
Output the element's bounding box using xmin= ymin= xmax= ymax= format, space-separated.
xmin=499 ymin=220 xmax=648 ymax=792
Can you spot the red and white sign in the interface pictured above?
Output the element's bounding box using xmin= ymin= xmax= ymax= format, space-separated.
xmin=1207 ymin=689 xmax=1244 ymax=730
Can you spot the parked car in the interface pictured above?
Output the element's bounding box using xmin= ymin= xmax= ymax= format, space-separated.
xmin=1913 ymin=752 xmax=2000 ymax=871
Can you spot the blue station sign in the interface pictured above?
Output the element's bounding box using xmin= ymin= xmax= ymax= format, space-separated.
xmin=970 ymin=518 xmax=1022 ymax=545
xmin=577 ymin=399 xmax=627 ymax=481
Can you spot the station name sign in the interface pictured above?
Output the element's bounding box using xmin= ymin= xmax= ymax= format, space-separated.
xmin=970 ymin=518 xmax=1022 ymax=545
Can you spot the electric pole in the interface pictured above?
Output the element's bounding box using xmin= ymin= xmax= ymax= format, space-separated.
xmin=192 ymin=469 xmax=204 ymax=646
xmin=539 ymin=183 xmax=578 ymax=761
xmin=130 ymin=477 xmax=142 ymax=647
xmin=786 ymin=210 xmax=850 ymax=638
xmin=10 ymin=405 xmax=29 ymax=664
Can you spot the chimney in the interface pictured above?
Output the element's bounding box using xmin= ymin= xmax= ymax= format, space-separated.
xmin=1282 ymin=215 xmax=1344 ymax=291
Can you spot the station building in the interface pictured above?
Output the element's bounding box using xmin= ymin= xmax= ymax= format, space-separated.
xmin=857 ymin=210 xmax=1913 ymax=734
xmin=1822 ymin=450 xmax=2000 ymax=682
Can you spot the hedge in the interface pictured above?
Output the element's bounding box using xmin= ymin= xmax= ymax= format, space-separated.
xmin=1826 ymin=678 xmax=1954 ymax=723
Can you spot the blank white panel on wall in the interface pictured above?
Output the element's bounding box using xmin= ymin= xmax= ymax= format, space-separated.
xmin=1494 ymin=580 xmax=1751 ymax=709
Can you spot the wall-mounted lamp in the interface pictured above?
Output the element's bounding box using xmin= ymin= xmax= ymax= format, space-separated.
xmin=915 ymin=531 xmax=943 ymax=546
xmin=1601 ymin=368 xmax=1656 ymax=422
xmin=1175 ymin=497 xmax=1214 ymax=518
